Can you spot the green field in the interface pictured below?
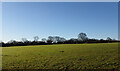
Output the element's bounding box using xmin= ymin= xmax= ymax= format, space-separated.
xmin=2 ymin=43 xmax=120 ymax=69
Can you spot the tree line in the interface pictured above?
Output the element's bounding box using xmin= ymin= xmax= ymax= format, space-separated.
xmin=0 ymin=32 xmax=119 ymax=47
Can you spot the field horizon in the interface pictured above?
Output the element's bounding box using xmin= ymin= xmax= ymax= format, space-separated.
xmin=2 ymin=2 xmax=119 ymax=70
xmin=2 ymin=43 xmax=120 ymax=70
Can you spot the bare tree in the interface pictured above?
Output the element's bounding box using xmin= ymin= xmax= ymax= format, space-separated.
xmin=106 ymin=37 xmax=112 ymax=41
xmin=48 ymin=36 xmax=66 ymax=43
xmin=59 ymin=37 xmax=66 ymax=42
xmin=8 ymin=40 xmax=15 ymax=43
xmin=54 ymin=36 xmax=60 ymax=43
xmin=34 ymin=36 xmax=39 ymax=42
xmin=41 ymin=38 xmax=47 ymax=42
xmin=8 ymin=40 xmax=17 ymax=44
xmin=21 ymin=38 xmax=28 ymax=43
xmin=48 ymin=36 xmax=54 ymax=43
xmin=78 ymin=32 xmax=88 ymax=41
xmin=70 ymin=38 xmax=77 ymax=42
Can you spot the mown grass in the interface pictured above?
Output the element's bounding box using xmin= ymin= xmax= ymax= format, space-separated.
xmin=2 ymin=43 xmax=120 ymax=69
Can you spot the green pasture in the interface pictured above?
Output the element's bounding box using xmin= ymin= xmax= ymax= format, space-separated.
xmin=2 ymin=43 xmax=120 ymax=69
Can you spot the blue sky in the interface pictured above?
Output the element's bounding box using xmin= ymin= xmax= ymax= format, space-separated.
xmin=2 ymin=2 xmax=118 ymax=42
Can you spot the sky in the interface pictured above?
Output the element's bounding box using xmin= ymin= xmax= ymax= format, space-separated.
xmin=2 ymin=2 xmax=118 ymax=42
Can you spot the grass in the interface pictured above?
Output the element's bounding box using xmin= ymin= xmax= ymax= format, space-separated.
xmin=2 ymin=43 xmax=120 ymax=69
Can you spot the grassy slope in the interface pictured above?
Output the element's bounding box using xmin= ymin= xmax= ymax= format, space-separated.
xmin=2 ymin=43 xmax=120 ymax=69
